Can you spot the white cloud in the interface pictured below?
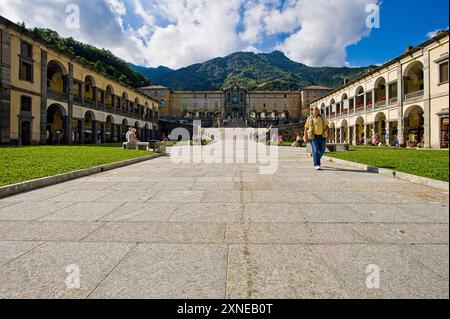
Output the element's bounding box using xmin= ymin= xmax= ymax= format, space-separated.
xmin=427 ymin=27 xmax=448 ymax=39
xmin=275 ymin=0 xmax=377 ymax=66
xmin=0 ymin=0 xmax=379 ymax=69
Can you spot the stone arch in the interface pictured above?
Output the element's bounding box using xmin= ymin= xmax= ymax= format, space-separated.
xmin=105 ymin=85 xmax=114 ymax=107
xmin=47 ymin=60 xmax=68 ymax=98
xmin=46 ymin=103 xmax=67 ymax=145
xmin=403 ymin=61 xmax=424 ymax=96
xmin=355 ymin=86 xmax=365 ymax=110
xmin=374 ymin=77 xmax=387 ymax=104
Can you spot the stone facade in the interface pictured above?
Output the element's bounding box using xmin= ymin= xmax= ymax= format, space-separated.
xmin=0 ymin=16 xmax=160 ymax=145
xmin=139 ymin=84 xmax=331 ymax=130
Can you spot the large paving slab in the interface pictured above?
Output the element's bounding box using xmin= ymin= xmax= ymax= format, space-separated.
xmin=0 ymin=143 xmax=447 ymax=299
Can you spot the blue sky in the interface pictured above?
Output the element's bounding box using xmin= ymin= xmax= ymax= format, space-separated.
xmin=347 ymin=0 xmax=449 ymax=66
xmin=0 ymin=0 xmax=448 ymax=69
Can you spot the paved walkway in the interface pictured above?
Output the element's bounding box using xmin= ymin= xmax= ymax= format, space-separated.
xmin=0 ymin=144 xmax=448 ymax=299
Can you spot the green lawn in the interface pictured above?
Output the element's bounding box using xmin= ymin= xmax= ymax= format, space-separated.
xmin=276 ymin=141 xmax=306 ymax=147
xmin=0 ymin=145 xmax=153 ymax=187
xmin=327 ymin=148 xmax=449 ymax=182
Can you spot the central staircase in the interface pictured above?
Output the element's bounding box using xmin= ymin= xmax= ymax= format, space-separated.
xmin=222 ymin=118 xmax=247 ymax=128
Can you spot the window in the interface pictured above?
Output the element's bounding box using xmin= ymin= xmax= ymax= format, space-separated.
xmin=439 ymin=61 xmax=449 ymax=84
xmin=20 ymin=42 xmax=33 ymax=59
xmin=20 ymin=96 xmax=32 ymax=112
xmin=313 ymin=91 xmax=318 ymax=97
xmin=19 ymin=41 xmax=34 ymax=82
xmin=305 ymin=91 xmax=310 ymax=97
xmin=19 ymin=61 xmax=33 ymax=82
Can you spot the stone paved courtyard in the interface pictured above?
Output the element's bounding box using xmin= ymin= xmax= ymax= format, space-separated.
xmin=0 ymin=144 xmax=448 ymax=299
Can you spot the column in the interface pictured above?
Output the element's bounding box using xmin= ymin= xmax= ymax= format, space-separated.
xmin=67 ymin=63 xmax=74 ymax=145
xmin=385 ymin=121 xmax=390 ymax=146
xmin=62 ymin=115 xmax=70 ymax=145
xmin=92 ymin=120 xmax=97 ymax=144
xmin=386 ymin=83 xmax=390 ymax=106
xmin=397 ymin=63 xmax=404 ymax=146
xmin=372 ymin=91 xmax=376 ymax=110
xmin=423 ymin=48 xmax=431 ymax=148
xmin=93 ymin=87 xmax=98 ymax=109
xmin=364 ymin=124 xmax=368 ymax=145
xmin=40 ymin=49 xmax=48 ymax=145
xmin=111 ymin=124 xmax=115 ymax=143
xmin=353 ymin=125 xmax=357 ymax=145
xmin=77 ymin=120 xmax=83 ymax=144
xmin=353 ymin=97 xmax=357 ymax=114
xmin=100 ymin=123 xmax=105 ymax=144
xmin=334 ymin=127 xmax=338 ymax=143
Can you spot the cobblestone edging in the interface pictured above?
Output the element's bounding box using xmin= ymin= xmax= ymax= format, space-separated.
xmin=0 ymin=153 xmax=162 ymax=199
xmin=323 ymin=156 xmax=449 ymax=192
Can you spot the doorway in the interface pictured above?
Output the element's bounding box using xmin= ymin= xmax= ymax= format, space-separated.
xmin=21 ymin=121 xmax=31 ymax=146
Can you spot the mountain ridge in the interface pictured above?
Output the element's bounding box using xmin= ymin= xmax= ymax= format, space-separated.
xmin=130 ymin=51 xmax=375 ymax=91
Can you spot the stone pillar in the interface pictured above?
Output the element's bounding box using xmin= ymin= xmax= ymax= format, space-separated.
xmin=62 ymin=115 xmax=70 ymax=145
xmin=0 ymin=29 xmax=12 ymax=145
xmin=385 ymin=121 xmax=390 ymax=146
xmin=364 ymin=92 xmax=367 ymax=112
xmin=397 ymin=63 xmax=404 ymax=146
xmin=353 ymin=97 xmax=357 ymax=114
xmin=423 ymin=48 xmax=431 ymax=148
xmin=92 ymin=120 xmax=97 ymax=144
xmin=347 ymin=126 xmax=351 ymax=144
xmin=100 ymin=122 xmax=105 ymax=143
xmin=78 ymin=119 xmax=84 ymax=144
xmin=40 ymin=49 xmax=48 ymax=144
xmin=364 ymin=124 xmax=368 ymax=145
xmin=111 ymin=124 xmax=115 ymax=143
xmin=372 ymin=90 xmax=376 ymax=110
xmin=93 ymin=87 xmax=98 ymax=109
xmin=353 ymin=126 xmax=357 ymax=145
xmin=67 ymin=63 xmax=74 ymax=145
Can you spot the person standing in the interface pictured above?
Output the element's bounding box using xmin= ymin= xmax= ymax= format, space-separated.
xmin=304 ymin=106 xmax=329 ymax=170
xmin=125 ymin=127 xmax=133 ymax=143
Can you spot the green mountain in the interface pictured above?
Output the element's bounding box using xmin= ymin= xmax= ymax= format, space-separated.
xmin=29 ymin=28 xmax=150 ymax=88
xmin=131 ymin=51 xmax=375 ymax=91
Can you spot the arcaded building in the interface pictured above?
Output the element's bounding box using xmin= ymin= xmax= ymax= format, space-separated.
xmin=310 ymin=30 xmax=449 ymax=149
xmin=0 ymin=16 xmax=159 ymax=146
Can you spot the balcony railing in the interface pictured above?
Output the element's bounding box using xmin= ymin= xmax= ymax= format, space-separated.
xmin=355 ymin=106 xmax=364 ymax=113
xmin=84 ymin=97 xmax=95 ymax=107
xmin=47 ymin=88 xmax=67 ymax=100
xmin=73 ymin=96 xmax=82 ymax=104
xmin=389 ymin=97 xmax=398 ymax=105
xmin=375 ymin=100 xmax=387 ymax=108
xmin=405 ymin=90 xmax=424 ymax=101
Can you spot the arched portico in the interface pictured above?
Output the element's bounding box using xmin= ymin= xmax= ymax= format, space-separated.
xmin=404 ymin=105 xmax=425 ymax=147
xmin=46 ymin=103 xmax=68 ymax=145
xmin=47 ymin=61 xmax=68 ymax=100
